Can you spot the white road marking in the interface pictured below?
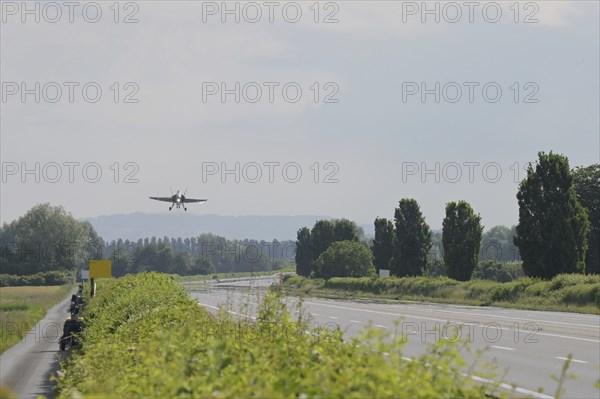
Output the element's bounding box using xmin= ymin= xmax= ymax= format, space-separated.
xmin=388 ymin=350 xmax=553 ymax=398
xmin=329 ymin=316 xmax=338 ymax=320
xmin=198 ymin=302 xmax=256 ymax=320
xmin=392 ymin=306 xmax=600 ymax=329
xmin=350 ymin=320 xmax=361 ymax=324
xmin=470 ymin=375 xmax=554 ymax=399
xmin=492 ymin=345 xmax=516 ymax=351
xmin=228 ymin=310 xmax=256 ymax=320
xmin=197 ymin=290 xmax=562 ymax=399
xmin=302 ymin=301 xmax=600 ymax=343
xmin=375 ymin=324 xmax=388 ymax=329
xmin=555 ymin=357 xmax=588 ymax=364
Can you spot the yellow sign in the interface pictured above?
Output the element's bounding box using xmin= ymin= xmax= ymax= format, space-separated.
xmin=89 ymin=260 xmax=112 ymax=278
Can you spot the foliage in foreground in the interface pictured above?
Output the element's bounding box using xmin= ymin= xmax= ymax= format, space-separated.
xmin=57 ymin=273 xmax=495 ymax=398
xmin=284 ymin=273 xmax=600 ymax=313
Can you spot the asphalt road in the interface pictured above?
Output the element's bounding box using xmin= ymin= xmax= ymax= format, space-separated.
xmin=188 ymin=277 xmax=600 ymax=399
xmin=0 ymin=290 xmax=74 ymax=399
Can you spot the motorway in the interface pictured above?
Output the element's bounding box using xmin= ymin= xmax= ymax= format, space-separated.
xmin=0 ymin=278 xmax=597 ymax=398
xmin=187 ymin=276 xmax=600 ymax=399
xmin=0 ymin=290 xmax=73 ymax=399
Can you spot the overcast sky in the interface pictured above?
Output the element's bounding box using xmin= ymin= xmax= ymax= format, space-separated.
xmin=1 ymin=0 xmax=598 ymax=231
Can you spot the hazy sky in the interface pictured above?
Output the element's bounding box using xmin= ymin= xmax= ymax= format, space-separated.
xmin=1 ymin=0 xmax=599 ymax=231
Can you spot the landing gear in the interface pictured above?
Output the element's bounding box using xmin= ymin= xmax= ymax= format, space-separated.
xmin=184 ymin=207 xmax=187 ymax=211
xmin=169 ymin=206 xmax=172 ymax=211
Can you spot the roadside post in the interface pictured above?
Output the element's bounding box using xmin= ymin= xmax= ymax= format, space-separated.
xmin=88 ymin=260 xmax=112 ymax=297
xmin=80 ymin=269 xmax=90 ymax=282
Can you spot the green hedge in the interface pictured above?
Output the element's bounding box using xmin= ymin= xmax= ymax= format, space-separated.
xmin=0 ymin=271 xmax=75 ymax=287
xmin=57 ymin=273 xmax=493 ymax=398
xmin=309 ymin=274 xmax=600 ymax=312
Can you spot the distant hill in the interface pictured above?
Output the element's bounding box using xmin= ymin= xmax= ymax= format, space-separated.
xmin=83 ymin=213 xmax=374 ymax=242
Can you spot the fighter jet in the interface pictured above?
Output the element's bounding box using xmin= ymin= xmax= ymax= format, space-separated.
xmin=149 ymin=188 xmax=207 ymax=211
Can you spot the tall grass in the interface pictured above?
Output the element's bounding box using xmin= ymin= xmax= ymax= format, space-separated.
xmin=283 ymin=274 xmax=600 ymax=313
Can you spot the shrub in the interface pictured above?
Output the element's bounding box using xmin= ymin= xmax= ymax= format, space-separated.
xmin=473 ymin=260 xmax=524 ymax=282
xmin=315 ymin=241 xmax=375 ymax=279
xmin=0 ymin=271 xmax=74 ymax=287
xmin=289 ymin=273 xmax=599 ymax=312
xmin=560 ymin=284 xmax=600 ymax=306
xmin=549 ymin=274 xmax=600 ymax=290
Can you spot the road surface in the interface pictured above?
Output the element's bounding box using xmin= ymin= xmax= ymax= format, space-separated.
xmin=0 ymin=291 xmax=74 ymax=399
xmin=187 ymin=276 xmax=600 ymax=399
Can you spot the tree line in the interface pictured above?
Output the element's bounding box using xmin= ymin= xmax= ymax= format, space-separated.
xmin=2 ymin=152 xmax=597 ymax=282
xmin=103 ymin=234 xmax=293 ymax=277
xmin=295 ymin=219 xmax=373 ymax=279
xmin=0 ymin=203 xmax=293 ymax=277
xmin=296 ymin=152 xmax=599 ymax=280
xmin=0 ymin=204 xmax=103 ymax=275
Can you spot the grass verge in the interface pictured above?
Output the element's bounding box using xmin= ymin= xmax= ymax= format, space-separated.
xmin=177 ymin=267 xmax=294 ymax=282
xmin=281 ymin=274 xmax=600 ymax=314
xmin=0 ymin=284 xmax=74 ymax=353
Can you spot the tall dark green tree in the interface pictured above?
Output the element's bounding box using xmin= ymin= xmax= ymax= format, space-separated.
xmin=156 ymin=243 xmax=173 ymax=273
xmin=390 ymin=199 xmax=432 ymax=277
xmin=109 ymin=241 xmax=133 ymax=277
xmin=372 ymin=217 xmax=395 ymax=274
xmin=514 ymin=152 xmax=590 ymax=278
xmin=134 ymin=244 xmax=157 ymax=273
xmin=173 ymin=252 xmax=192 ymax=275
xmin=82 ymin=221 xmax=104 ymax=260
xmin=310 ymin=220 xmax=335 ymax=263
xmin=295 ymin=227 xmax=313 ymax=277
xmin=191 ymin=257 xmax=215 ymax=275
xmin=333 ymin=219 xmax=359 ymax=242
xmin=572 ymin=164 xmax=600 ymax=274
xmin=442 ymin=201 xmax=483 ymax=281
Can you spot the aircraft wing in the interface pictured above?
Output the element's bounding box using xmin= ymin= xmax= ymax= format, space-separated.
xmin=183 ymin=198 xmax=208 ymax=203
xmin=149 ymin=196 xmax=173 ymax=202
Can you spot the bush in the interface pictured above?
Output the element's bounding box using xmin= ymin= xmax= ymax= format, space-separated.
xmin=425 ymin=259 xmax=447 ymax=277
xmin=288 ymin=273 xmax=599 ymax=312
xmin=473 ymin=260 xmax=524 ymax=282
xmin=324 ymin=276 xmax=461 ymax=298
xmin=549 ymin=273 xmax=600 ymax=290
xmin=0 ymin=271 xmax=74 ymax=287
xmin=489 ymin=279 xmax=533 ymax=302
xmin=561 ymin=284 xmax=600 ymax=306
xmin=315 ymin=241 xmax=375 ymax=279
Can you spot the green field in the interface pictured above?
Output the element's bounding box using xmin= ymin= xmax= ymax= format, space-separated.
xmin=282 ymin=274 xmax=600 ymax=314
xmin=0 ymin=285 xmax=74 ymax=353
